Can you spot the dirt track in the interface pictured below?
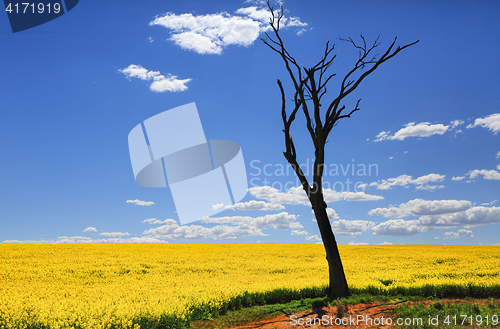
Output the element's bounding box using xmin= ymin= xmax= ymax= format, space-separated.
xmin=225 ymin=299 xmax=496 ymax=329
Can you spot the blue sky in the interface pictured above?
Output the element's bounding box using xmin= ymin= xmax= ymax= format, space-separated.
xmin=1 ymin=0 xmax=499 ymax=245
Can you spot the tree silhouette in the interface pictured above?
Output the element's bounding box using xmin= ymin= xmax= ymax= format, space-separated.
xmin=261 ymin=3 xmax=418 ymax=298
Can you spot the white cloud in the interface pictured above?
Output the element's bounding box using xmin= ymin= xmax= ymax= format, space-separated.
xmin=374 ymin=122 xmax=450 ymax=141
xmin=371 ymin=205 xmax=500 ymax=236
xmin=334 ymin=191 xmax=384 ymax=201
xmin=212 ymin=203 xmax=225 ymax=211
xmin=150 ymin=13 xmax=260 ymax=54
xmin=291 ymin=230 xmax=308 ymax=235
xmin=142 ymin=212 xmax=303 ymax=240
xmin=99 ymin=232 xmax=130 ymax=237
xmin=418 ymin=206 xmax=500 ymax=228
xmin=496 ymin=151 xmax=500 ymax=159
xmin=143 ymin=221 xmax=267 ymax=240
xmin=450 ymin=120 xmax=464 ymax=129
xmin=305 ymin=235 xmax=321 ymax=242
xmin=367 ymin=174 xmax=412 ymax=190
xmin=119 ymin=64 xmax=191 ymax=92
xmin=83 ymin=227 xmax=97 ymax=232
xmin=312 ymin=208 xmax=339 ymax=222
xmin=202 ymin=212 xmax=302 ymax=230
xmin=51 ymin=236 xmax=94 ymax=243
xmin=415 ymin=184 xmax=445 ymax=191
xmin=143 ymin=218 xmax=177 ymax=225
xmin=235 ymin=6 xmax=272 ymax=24
xmin=348 ymin=241 xmax=369 ymax=245
xmin=443 ymin=229 xmax=474 ymax=239
xmin=126 ymin=199 xmax=155 ymax=206
xmin=249 ymin=186 xmax=309 ymax=205
xmin=452 ymin=176 xmax=465 ymax=181
xmin=149 ymin=5 xmax=306 ymax=55
xmin=149 ymin=74 xmax=192 ymax=92
xmin=331 ymin=219 xmax=375 ymax=236
xmin=2 ymin=236 xmax=167 ymax=244
xmin=367 ymin=173 xmax=445 ymax=191
xmin=226 ymin=200 xmax=285 ymax=211
xmin=467 ymin=168 xmax=500 ymax=181
xmin=413 ymin=173 xmax=446 ymax=185
xmin=248 ymin=186 xmax=383 ymax=206
xmin=120 ymin=64 xmax=160 ymax=80
xmin=368 ymin=199 xmax=471 ymax=218
xmin=466 ymin=113 xmax=500 ymax=134
xmin=371 ymin=219 xmax=428 ymax=236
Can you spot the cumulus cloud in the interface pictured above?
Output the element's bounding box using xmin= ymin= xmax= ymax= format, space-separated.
xmin=2 ymin=236 xmax=167 ymax=244
xmin=452 ymin=176 xmax=465 ymax=181
xmin=249 ymin=186 xmax=309 ymax=205
xmin=149 ymin=4 xmax=306 ymax=55
xmin=143 ymin=221 xmax=266 ymax=240
xmin=312 ymin=208 xmax=339 ymax=222
xmin=371 ymin=206 xmax=500 ymax=236
xmin=248 ymin=186 xmax=383 ymax=206
xmin=226 ymin=200 xmax=285 ymax=211
xmin=467 ymin=168 xmax=500 ymax=181
xmin=142 ymin=212 xmax=302 ymax=240
xmin=331 ymin=219 xmax=375 ymax=236
xmin=143 ymin=218 xmax=175 ymax=225
xmin=496 ymin=151 xmax=500 ymax=159
xmin=368 ymin=199 xmax=471 ymax=218
xmin=83 ymin=227 xmax=97 ymax=232
xmin=202 ymin=212 xmax=302 ymax=231
xmin=418 ymin=206 xmax=500 ymax=228
xmin=334 ymin=191 xmax=384 ymax=201
xmin=126 ymin=199 xmax=155 ymax=206
xmin=310 ymin=209 xmax=375 ymax=236
xmin=450 ymin=120 xmax=464 ymax=129
xmin=212 ymin=203 xmax=225 ymax=211
xmin=99 ymin=232 xmax=130 ymax=237
xmin=119 ymin=64 xmax=191 ymax=92
xmin=443 ymin=229 xmax=474 ymax=239
xmin=348 ymin=241 xmax=369 ymax=245
xmin=371 ymin=219 xmax=428 ymax=236
xmin=466 ymin=113 xmax=500 ymax=134
xmin=305 ymin=235 xmax=321 ymax=242
xmin=291 ymin=230 xmax=308 ymax=236
xmin=365 ymin=173 xmax=445 ymax=191
xmin=374 ymin=122 xmax=450 ymax=141
xmin=415 ymin=184 xmax=445 ymax=191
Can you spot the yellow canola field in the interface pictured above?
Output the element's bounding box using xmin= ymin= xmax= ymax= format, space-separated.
xmin=0 ymin=244 xmax=499 ymax=328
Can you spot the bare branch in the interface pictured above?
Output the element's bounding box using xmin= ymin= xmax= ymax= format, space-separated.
xmin=325 ymin=37 xmax=419 ymax=129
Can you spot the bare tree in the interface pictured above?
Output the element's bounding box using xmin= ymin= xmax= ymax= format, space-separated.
xmin=261 ymin=3 xmax=418 ymax=298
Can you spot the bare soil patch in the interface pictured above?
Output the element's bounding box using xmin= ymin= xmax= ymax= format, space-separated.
xmin=224 ymin=299 xmax=496 ymax=329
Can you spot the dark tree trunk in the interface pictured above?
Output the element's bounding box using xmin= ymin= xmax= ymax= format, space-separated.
xmin=310 ymin=191 xmax=351 ymax=298
xmin=261 ymin=0 xmax=417 ymax=302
